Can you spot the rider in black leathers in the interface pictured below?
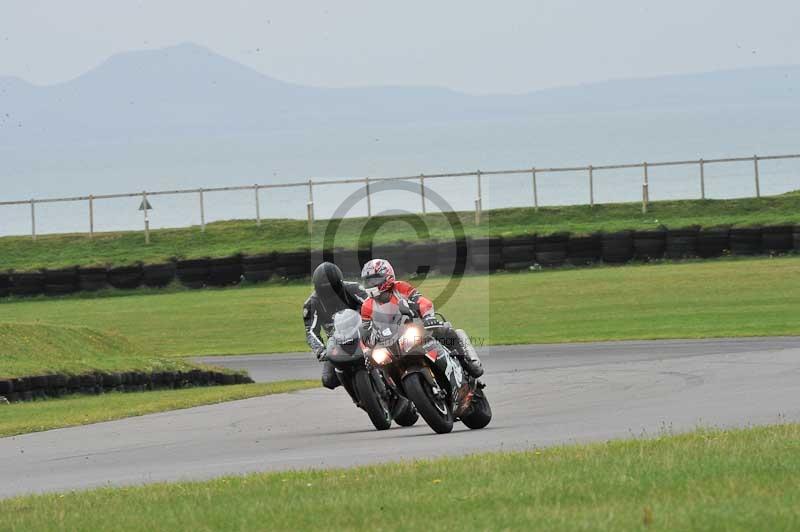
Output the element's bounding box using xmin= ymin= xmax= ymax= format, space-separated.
xmin=303 ymin=262 xmax=367 ymax=389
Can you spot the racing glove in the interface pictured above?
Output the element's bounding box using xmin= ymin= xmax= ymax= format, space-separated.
xmin=314 ymin=345 xmax=327 ymax=361
xmin=423 ymin=316 xmax=442 ymax=329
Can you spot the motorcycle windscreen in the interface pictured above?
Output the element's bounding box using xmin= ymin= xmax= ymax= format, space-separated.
xmin=332 ymin=308 xmax=361 ymax=343
xmin=371 ymin=301 xmax=404 ymax=347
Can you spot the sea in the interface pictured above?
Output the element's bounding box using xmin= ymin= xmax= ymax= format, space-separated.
xmin=1 ymin=103 xmax=798 ymax=237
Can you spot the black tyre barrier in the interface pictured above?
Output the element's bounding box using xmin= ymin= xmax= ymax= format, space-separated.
xmin=633 ymin=230 xmax=666 ymax=261
xmin=761 ymin=225 xmax=794 ymax=254
xmin=436 ymin=239 xmax=469 ymax=276
xmin=405 ymin=242 xmax=438 ymax=276
xmin=177 ymin=258 xmax=210 ymax=288
xmin=0 ymin=273 xmax=10 ymax=298
xmin=43 ymin=267 xmax=78 ymax=285
xmin=371 ymin=243 xmax=410 ymax=277
xmin=398 ymin=242 xmax=422 ymax=278
xmin=42 ymin=267 xmax=80 ymax=296
xmin=729 ymin=227 xmax=762 ymax=256
xmin=469 ymin=237 xmax=503 ymax=273
xmin=9 ymin=271 xmax=44 ymax=297
xmin=601 ymin=231 xmax=634 ymax=263
xmin=275 ymin=250 xmax=311 ymax=279
xmin=142 ymin=263 xmax=176 ymax=288
xmin=320 ymin=248 xmax=362 ymax=279
xmin=535 ymin=233 xmax=569 ymax=267
xmin=42 ymin=283 xmax=80 ymax=297
xmin=0 ymin=369 xmax=254 ymax=403
xmin=501 ymin=235 xmax=535 ymax=271
xmin=107 ymin=265 xmax=143 ymax=290
xmin=4 ymin=223 xmax=799 ymax=302
xmin=78 ymin=266 xmax=108 ymax=291
xmin=794 ymin=226 xmax=800 ymax=252
xmin=665 ymin=226 xmax=700 ymax=259
xmin=207 ymin=256 xmax=243 ymax=287
xmin=697 ymin=227 xmax=730 ymax=258
xmin=567 ymin=234 xmax=602 ymax=266
xmin=242 ymin=253 xmax=275 ymax=283
xmin=348 ymin=246 xmax=367 ymax=268
xmin=29 ymin=375 xmax=49 ymax=388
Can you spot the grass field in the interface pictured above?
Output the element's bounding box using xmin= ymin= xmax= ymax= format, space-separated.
xmin=2 ymin=192 xmax=798 ymax=270
xmin=0 ymin=256 xmax=796 ymax=356
xmin=0 ymin=380 xmax=317 ymax=438
xmin=0 ymin=323 xmax=195 ymax=379
xmin=1 ymin=423 xmax=797 ymax=531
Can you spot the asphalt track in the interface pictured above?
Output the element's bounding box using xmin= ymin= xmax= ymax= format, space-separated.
xmin=2 ymin=337 xmax=800 ymax=499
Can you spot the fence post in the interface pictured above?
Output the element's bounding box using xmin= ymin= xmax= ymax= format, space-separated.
xmin=89 ymin=195 xmax=95 ymax=238
xmin=476 ymin=170 xmax=483 ymax=220
xmin=753 ymin=155 xmax=761 ymax=198
xmin=642 ymin=162 xmax=649 ymax=214
xmin=365 ymin=177 xmax=372 ymax=217
xmin=588 ymin=165 xmax=594 ymax=207
xmin=30 ymin=199 xmax=36 ymax=241
xmin=531 ymin=168 xmax=539 ymax=211
xmin=419 ymin=174 xmax=426 ymax=214
xmin=254 ymin=185 xmax=261 ymax=226
xmin=142 ymin=191 xmax=150 ymax=245
xmin=199 ymin=188 xmax=205 ymax=232
xmin=699 ymin=159 xmax=706 ymax=200
xmin=308 ymin=179 xmax=315 ymax=222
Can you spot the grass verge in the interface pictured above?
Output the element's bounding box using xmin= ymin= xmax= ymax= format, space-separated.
xmin=0 ymin=381 xmax=317 ymax=438
xmin=0 ymin=323 xmax=194 ymax=379
xmin=1 ymin=423 xmax=798 ymax=530
xmin=0 ymin=256 xmax=797 ymax=356
xmin=2 ymin=192 xmax=799 ymax=270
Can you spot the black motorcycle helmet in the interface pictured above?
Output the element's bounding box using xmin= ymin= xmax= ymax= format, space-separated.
xmin=312 ymin=262 xmax=346 ymax=307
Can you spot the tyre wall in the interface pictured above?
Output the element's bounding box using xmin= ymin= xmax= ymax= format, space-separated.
xmin=1 ymin=224 xmax=796 ymax=298
xmin=665 ymin=226 xmax=699 ymax=259
xmin=633 ymin=230 xmax=666 ymax=261
xmin=601 ymin=231 xmax=634 ymax=263
xmin=0 ymin=369 xmax=253 ymax=403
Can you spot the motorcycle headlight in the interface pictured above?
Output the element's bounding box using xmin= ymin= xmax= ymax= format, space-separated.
xmin=399 ymin=325 xmax=423 ymax=353
xmin=370 ymin=347 xmax=392 ymax=366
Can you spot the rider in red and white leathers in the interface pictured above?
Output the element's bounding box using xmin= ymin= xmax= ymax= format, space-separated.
xmin=360 ymin=259 xmax=483 ymax=378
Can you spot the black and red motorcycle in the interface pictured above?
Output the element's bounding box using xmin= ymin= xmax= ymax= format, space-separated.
xmin=325 ymin=309 xmax=418 ymax=430
xmin=365 ymin=301 xmax=491 ymax=434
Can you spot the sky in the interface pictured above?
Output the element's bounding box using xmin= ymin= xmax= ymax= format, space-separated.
xmin=1 ymin=0 xmax=799 ymax=94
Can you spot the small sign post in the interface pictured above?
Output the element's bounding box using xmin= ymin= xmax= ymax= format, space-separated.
xmin=139 ymin=193 xmax=153 ymax=244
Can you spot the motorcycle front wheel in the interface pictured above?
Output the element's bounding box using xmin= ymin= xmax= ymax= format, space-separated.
xmin=354 ymin=370 xmax=392 ymax=430
xmin=403 ymin=372 xmax=454 ymax=434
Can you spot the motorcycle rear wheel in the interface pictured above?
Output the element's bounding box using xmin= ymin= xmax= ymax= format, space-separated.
xmin=354 ymin=370 xmax=392 ymax=430
xmin=461 ymin=388 xmax=492 ymax=429
xmin=403 ymin=373 xmax=453 ymax=434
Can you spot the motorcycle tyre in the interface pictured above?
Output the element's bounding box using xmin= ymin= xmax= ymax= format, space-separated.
xmin=403 ymin=372 xmax=454 ymax=434
xmin=354 ymin=370 xmax=392 ymax=431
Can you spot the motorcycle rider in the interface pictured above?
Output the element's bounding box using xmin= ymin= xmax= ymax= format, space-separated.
xmin=303 ymin=262 xmax=367 ymax=389
xmin=359 ymin=258 xmax=484 ymax=378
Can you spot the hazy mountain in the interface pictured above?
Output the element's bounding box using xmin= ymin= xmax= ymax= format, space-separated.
xmin=1 ymin=42 xmax=798 ymax=146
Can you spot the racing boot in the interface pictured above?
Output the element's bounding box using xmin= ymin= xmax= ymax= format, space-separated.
xmin=320 ymin=360 xmax=341 ymax=390
xmin=455 ymin=329 xmax=484 ymax=378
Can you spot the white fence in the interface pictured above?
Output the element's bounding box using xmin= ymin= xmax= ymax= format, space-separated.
xmin=2 ymin=152 xmax=799 ymax=240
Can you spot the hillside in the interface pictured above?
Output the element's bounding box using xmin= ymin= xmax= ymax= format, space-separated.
xmin=2 ymin=43 xmax=798 ymax=146
xmin=0 ymin=193 xmax=797 ymax=271
xmin=0 ymin=323 xmax=192 ymax=379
